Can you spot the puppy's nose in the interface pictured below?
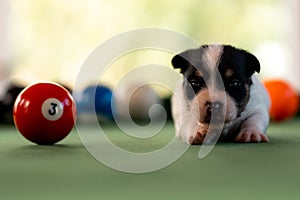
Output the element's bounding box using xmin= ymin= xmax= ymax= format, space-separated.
xmin=206 ymin=101 xmax=223 ymax=116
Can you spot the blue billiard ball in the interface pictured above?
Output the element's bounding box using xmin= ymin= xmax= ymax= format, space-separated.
xmin=76 ymin=85 xmax=114 ymax=120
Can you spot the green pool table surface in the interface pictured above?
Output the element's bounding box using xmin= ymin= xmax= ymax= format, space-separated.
xmin=1 ymin=119 xmax=300 ymax=200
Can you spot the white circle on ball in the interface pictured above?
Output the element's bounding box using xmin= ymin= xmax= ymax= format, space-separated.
xmin=41 ymin=98 xmax=64 ymax=121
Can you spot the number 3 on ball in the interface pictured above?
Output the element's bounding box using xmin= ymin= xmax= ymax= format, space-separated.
xmin=42 ymin=98 xmax=64 ymax=121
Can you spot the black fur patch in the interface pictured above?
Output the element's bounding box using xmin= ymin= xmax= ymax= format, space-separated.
xmin=219 ymin=45 xmax=260 ymax=110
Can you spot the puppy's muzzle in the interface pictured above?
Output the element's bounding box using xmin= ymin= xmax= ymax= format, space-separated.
xmin=204 ymin=101 xmax=224 ymax=123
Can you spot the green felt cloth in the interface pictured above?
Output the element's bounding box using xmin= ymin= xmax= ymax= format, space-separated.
xmin=0 ymin=119 xmax=300 ymax=200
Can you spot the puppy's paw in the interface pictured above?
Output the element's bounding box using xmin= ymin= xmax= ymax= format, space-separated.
xmin=235 ymin=128 xmax=269 ymax=143
xmin=188 ymin=131 xmax=206 ymax=144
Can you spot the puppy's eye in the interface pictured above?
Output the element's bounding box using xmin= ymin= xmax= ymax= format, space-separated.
xmin=229 ymin=79 xmax=242 ymax=88
xmin=191 ymin=80 xmax=200 ymax=88
xmin=190 ymin=79 xmax=205 ymax=91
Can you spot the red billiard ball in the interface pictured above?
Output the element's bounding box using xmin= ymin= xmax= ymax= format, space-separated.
xmin=13 ymin=82 xmax=76 ymax=145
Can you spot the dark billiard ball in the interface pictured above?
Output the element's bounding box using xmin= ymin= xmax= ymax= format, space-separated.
xmin=0 ymin=82 xmax=25 ymax=124
xmin=13 ymin=82 xmax=76 ymax=145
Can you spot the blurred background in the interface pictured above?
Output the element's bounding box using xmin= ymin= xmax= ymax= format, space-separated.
xmin=0 ymin=0 xmax=299 ymax=123
xmin=0 ymin=0 xmax=299 ymax=87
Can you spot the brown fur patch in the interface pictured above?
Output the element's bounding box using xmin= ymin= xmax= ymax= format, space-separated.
xmin=225 ymin=69 xmax=234 ymax=78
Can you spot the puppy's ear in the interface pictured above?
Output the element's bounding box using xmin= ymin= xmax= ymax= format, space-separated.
xmin=244 ymin=51 xmax=261 ymax=76
xmin=224 ymin=45 xmax=261 ymax=77
xmin=171 ymin=53 xmax=191 ymax=74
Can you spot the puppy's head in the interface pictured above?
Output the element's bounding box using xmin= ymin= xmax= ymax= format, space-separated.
xmin=172 ymin=44 xmax=260 ymax=125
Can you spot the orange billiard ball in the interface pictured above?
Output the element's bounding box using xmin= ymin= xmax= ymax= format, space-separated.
xmin=13 ymin=82 xmax=76 ymax=145
xmin=264 ymin=79 xmax=299 ymax=122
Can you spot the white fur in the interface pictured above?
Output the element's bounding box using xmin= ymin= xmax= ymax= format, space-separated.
xmin=202 ymin=45 xmax=223 ymax=72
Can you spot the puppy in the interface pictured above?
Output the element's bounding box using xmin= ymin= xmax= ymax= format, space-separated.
xmin=171 ymin=44 xmax=270 ymax=144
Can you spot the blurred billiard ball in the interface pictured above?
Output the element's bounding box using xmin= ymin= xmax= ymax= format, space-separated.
xmin=75 ymin=85 xmax=114 ymax=121
xmin=264 ymin=79 xmax=299 ymax=122
xmin=114 ymin=84 xmax=162 ymax=122
xmin=0 ymin=81 xmax=25 ymax=124
xmin=13 ymin=82 xmax=76 ymax=145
